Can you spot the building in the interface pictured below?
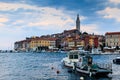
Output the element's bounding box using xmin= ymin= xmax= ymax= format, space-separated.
xmin=14 ymin=39 xmax=30 ymax=52
xmin=76 ymin=14 xmax=80 ymax=32
xmin=84 ymin=35 xmax=99 ymax=48
xmin=76 ymin=39 xmax=85 ymax=47
xmin=29 ymin=38 xmax=50 ymax=51
xmin=48 ymin=38 xmax=57 ymax=49
xmin=105 ymin=32 xmax=120 ymax=47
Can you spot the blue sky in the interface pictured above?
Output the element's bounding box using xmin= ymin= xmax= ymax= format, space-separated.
xmin=0 ymin=0 xmax=120 ymax=49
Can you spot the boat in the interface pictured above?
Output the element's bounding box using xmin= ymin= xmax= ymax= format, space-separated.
xmin=113 ymin=57 xmax=120 ymax=64
xmin=61 ymin=50 xmax=88 ymax=68
xmin=91 ymin=48 xmax=101 ymax=54
xmin=73 ymin=54 xmax=112 ymax=77
xmin=90 ymin=46 xmax=102 ymax=54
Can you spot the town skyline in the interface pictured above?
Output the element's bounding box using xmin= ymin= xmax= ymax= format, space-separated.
xmin=0 ymin=0 xmax=120 ymax=49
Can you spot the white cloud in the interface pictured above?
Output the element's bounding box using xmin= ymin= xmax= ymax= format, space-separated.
xmin=72 ymin=24 xmax=99 ymax=34
xmin=0 ymin=23 xmax=5 ymax=27
xmin=28 ymin=16 xmax=74 ymax=27
xmin=0 ymin=2 xmax=76 ymax=27
xmin=0 ymin=14 xmax=9 ymax=23
xmin=97 ymin=7 xmax=120 ymax=22
xmin=81 ymin=24 xmax=99 ymax=34
xmin=0 ymin=17 xmax=8 ymax=23
xmin=13 ymin=20 xmax=24 ymax=25
xmin=109 ymin=0 xmax=120 ymax=4
xmin=0 ymin=2 xmax=40 ymax=11
xmin=80 ymin=16 xmax=87 ymax=21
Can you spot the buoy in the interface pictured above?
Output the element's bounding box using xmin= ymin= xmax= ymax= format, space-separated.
xmin=80 ymin=77 xmax=84 ymax=80
xmin=56 ymin=70 xmax=60 ymax=74
xmin=51 ymin=67 xmax=54 ymax=70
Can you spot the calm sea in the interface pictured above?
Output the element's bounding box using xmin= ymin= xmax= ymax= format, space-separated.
xmin=0 ymin=52 xmax=120 ymax=80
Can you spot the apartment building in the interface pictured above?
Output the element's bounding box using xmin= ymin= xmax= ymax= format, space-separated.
xmin=105 ymin=32 xmax=120 ymax=47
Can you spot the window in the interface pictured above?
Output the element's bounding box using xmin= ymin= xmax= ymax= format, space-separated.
xmin=74 ymin=55 xmax=78 ymax=59
xmin=69 ymin=55 xmax=73 ymax=59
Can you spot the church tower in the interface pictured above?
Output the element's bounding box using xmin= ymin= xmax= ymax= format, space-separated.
xmin=76 ymin=14 xmax=80 ymax=32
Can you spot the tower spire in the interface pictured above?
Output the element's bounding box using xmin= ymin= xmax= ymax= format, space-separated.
xmin=76 ymin=14 xmax=80 ymax=32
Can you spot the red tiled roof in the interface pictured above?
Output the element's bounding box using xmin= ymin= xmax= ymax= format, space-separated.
xmin=47 ymin=38 xmax=57 ymax=41
xmin=14 ymin=39 xmax=31 ymax=44
xmin=30 ymin=37 xmax=57 ymax=41
xmin=105 ymin=32 xmax=120 ymax=35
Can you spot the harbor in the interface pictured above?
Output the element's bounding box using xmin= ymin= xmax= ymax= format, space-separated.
xmin=0 ymin=0 xmax=120 ymax=80
xmin=0 ymin=52 xmax=120 ymax=80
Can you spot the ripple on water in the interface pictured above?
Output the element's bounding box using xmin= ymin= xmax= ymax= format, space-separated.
xmin=0 ymin=53 xmax=120 ymax=80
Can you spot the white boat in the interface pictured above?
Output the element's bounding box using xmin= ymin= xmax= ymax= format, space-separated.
xmin=91 ymin=48 xmax=101 ymax=54
xmin=61 ymin=50 xmax=88 ymax=68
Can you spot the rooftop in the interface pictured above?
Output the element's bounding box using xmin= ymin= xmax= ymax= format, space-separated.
xmin=105 ymin=32 xmax=120 ymax=35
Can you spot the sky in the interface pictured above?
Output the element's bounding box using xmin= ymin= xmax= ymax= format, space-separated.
xmin=0 ymin=0 xmax=120 ymax=50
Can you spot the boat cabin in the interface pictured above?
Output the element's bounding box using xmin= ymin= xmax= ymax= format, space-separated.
xmin=68 ymin=50 xmax=80 ymax=60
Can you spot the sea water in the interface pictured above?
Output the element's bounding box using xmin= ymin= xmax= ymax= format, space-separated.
xmin=0 ymin=52 xmax=120 ymax=80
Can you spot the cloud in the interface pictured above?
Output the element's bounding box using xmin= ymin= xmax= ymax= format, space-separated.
xmin=72 ymin=24 xmax=99 ymax=34
xmin=97 ymin=7 xmax=120 ymax=22
xmin=81 ymin=24 xmax=99 ymax=34
xmin=109 ymin=0 xmax=120 ymax=4
xmin=80 ymin=16 xmax=87 ymax=21
xmin=28 ymin=16 xmax=74 ymax=27
xmin=13 ymin=20 xmax=24 ymax=25
xmin=0 ymin=23 xmax=5 ymax=27
xmin=0 ymin=2 xmax=40 ymax=11
xmin=0 ymin=17 xmax=8 ymax=23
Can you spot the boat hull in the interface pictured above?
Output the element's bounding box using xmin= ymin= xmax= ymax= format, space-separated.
xmin=113 ymin=59 xmax=120 ymax=64
xmin=62 ymin=57 xmax=79 ymax=68
xmin=74 ymin=62 xmax=112 ymax=77
xmin=63 ymin=61 xmax=74 ymax=68
xmin=75 ymin=67 xmax=112 ymax=77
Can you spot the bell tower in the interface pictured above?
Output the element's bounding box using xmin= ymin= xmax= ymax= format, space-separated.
xmin=76 ymin=14 xmax=80 ymax=32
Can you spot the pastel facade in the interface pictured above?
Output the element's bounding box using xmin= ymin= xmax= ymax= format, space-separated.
xmin=105 ymin=32 xmax=120 ymax=47
xmin=14 ymin=37 xmax=57 ymax=52
xmin=29 ymin=38 xmax=50 ymax=50
xmin=85 ymin=35 xmax=98 ymax=48
xmin=14 ymin=40 xmax=30 ymax=52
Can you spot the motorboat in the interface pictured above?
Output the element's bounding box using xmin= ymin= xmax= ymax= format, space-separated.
xmin=61 ymin=50 xmax=88 ymax=68
xmin=73 ymin=54 xmax=112 ymax=77
xmin=91 ymin=47 xmax=102 ymax=55
xmin=113 ymin=57 xmax=120 ymax=64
